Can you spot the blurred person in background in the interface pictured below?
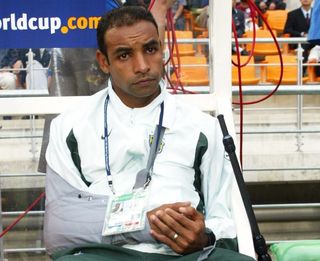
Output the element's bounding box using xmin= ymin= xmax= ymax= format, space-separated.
xmin=308 ymin=45 xmax=320 ymax=77
xmin=232 ymin=0 xmax=248 ymax=55
xmin=236 ymin=0 xmax=262 ymax=29
xmin=255 ymin=0 xmax=287 ymax=12
xmin=172 ymin=0 xmax=188 ymax=30
xmin=284 ymin=0 xmax=314 ymax=73
xmin=0 ymin=49 xmax=20 ymax=90
xmin=0 ymin=48 xmax=51 ymax=89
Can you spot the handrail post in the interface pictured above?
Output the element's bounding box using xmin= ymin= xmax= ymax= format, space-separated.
xmin=296 ymin=43 xmax=304 ymax=151
xmin=0 ymin=188 xmax=5 ymax=260
xmin=29 ymin=115 xmax=37 ymax=162
xmin=26 ymin=49 xmax=34 ymax=90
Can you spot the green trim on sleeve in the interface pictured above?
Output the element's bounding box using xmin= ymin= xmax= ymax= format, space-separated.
xmin=193 ymin=132 xmax=208 ymax=213
xmin=66 ymin=129 xmax=91 ymax=187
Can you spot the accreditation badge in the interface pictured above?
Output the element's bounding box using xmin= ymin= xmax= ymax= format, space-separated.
xmin=102 ymin=188 xmax=148 ymax=236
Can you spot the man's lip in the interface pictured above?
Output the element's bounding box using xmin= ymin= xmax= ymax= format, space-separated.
xmin=133 ymin=78 xmax=156 ymax=85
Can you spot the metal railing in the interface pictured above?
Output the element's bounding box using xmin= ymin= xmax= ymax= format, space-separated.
xmin=1 ymin=37 xmax=320 ymax=258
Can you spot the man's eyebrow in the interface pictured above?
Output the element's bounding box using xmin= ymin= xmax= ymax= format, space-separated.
xmin=111 ymin=39 xmax=160 ymax=56
xmin=113 ymin=47 xmax=132 ymax=55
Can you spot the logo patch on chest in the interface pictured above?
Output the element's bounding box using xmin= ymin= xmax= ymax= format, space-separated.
xmin=149 ymin=134 xmax=165 ymax=153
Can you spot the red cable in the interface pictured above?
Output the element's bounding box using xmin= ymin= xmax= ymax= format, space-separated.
xmin=233 ymin=0 xmax=283 ymax=106
xmin=148 ymin=0 xmax=156 ymax=11
xmin=232 ymin=19 xmax=244 ymax=166
xmin=232 ymin=3 xmax=257 ymax=68
xmin=164 ymin=30 xmax=174 ymax=66
xmin=2 ymin=0 xmax=285 ymax=241
xmin=167 ymin=10 xmax=186 ymax=94
xmin=232 ymin=0 xmax=284 ymax=165
xmin=168 ymin=13 xmax=181 ymax=93
xmin=149 ymin=3 xmax=192 ymax=94
xmin=0 ymin=192 xmax=45 ymax=238
xmin=232 ymin=0 xmax=259 ymax=166
xmin=149 ymin=0 xmax=196 ymax=94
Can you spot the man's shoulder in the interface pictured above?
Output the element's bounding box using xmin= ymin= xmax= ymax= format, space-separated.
xmin=172 ymin=94 xmax=216 ymax=128
xmin=52 ymin=88 xmax=107 ymax=126
xmin=288 ymin=8 xmax=302 ymax=16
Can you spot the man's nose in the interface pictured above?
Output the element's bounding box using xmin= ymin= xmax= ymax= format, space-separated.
xmin=133 ymin=53 xmax=150 ymax=74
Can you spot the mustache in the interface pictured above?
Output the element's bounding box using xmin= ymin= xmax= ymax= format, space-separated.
xmin=131 ymin=74 xmax=157 ymax=84
xmin=131 ymin=67 xmax=164 ymax=84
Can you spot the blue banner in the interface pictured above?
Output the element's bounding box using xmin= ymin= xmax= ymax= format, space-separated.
xmin=0 ymin=0 xmax=120 ymax=48
xmin=308 ymin=0 xmax=320 ymax=44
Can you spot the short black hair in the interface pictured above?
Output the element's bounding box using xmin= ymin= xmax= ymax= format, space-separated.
xmin=97 ymin=6 xmax=159 ymax=57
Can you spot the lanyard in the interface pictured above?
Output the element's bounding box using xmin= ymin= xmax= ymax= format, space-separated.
xmin=103 ymin=95 xmax=164 ymax=194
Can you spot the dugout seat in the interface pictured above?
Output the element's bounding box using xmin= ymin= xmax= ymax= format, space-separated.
xmin=170 ymin=55 xmax=209 ymax=86
xmin=263 ymin=10 xmax=288 ymax=36
xmin=262 ymin=55 xmax=308 ymax=84
xmin=166 ymin=30 xmax=196 ymax=56
xmin=232 ymin=55 xmax=260 ymax=85
xmin=245 ymin=29 xmax=281 ymax=56
xmin=270 ymin=240 xmax=320 ymax=261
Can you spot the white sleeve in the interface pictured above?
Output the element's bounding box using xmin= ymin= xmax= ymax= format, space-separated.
xmin=308 ymin=45 xmax=320 ymax=61
xmin=46 ymin=115 xmax=89 ymax=192
xmin=201 ymin=118 xmax=237 ymax=240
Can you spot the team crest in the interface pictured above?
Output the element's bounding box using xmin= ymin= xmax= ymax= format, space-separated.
xmin=149 ymin=134 xmax=165 ymax=153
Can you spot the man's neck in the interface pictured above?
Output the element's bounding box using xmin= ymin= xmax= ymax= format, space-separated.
xmin=302 ymin=5 xmax=311 ymax=12
xmin=111 ymin=87 xmax=161 ymax=109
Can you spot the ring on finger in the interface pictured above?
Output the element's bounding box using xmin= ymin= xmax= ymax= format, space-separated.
xmin=173 ymin=233 xmax=179 ymax=240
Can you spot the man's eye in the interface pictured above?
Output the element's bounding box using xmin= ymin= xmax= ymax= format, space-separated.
xmin=146 ymin=47 xmax=157 ymax=54
xmin=119 ymin=53 xmax=129 ymax=60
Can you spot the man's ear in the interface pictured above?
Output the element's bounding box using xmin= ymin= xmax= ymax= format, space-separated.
xmin=96 ymin=50 xmax=110 ymax=74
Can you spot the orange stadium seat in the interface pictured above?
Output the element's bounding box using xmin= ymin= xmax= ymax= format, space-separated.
xmin=262 ymin=55 xmax=308 ymax=84
xmin=232 ymin=56 xmax=260 ymax=85
xmin=166 ymin=30 xmax=196 ymax=56
xmin=263 ymin=10 xmax=288 ymax=36
xmin=245 ymin=29 xmax=281 ymax=56
xmin=170 ymin=55 xmax=209 ymax=86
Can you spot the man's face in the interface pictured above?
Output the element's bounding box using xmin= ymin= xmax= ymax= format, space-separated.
xmin=232 ymin=0 xmax=236 ymax=8
xmin=300 ymin=0 xmax=313 ymax=7
xmin=97 ymin=20 xmax=163 ymax=108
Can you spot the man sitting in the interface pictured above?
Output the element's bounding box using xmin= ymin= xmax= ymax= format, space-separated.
xmin=44 ymin=4 xmax=255 ymax=261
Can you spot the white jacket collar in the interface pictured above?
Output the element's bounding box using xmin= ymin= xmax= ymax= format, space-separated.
xmin=106 ymin=78 xmax=176 ymax=129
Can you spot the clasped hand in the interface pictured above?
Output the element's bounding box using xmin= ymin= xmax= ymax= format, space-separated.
xmin=147 ymin=202 xmax=208 ymax=255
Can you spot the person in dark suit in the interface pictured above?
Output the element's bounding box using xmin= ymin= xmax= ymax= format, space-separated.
xmin=0 ymin=48 xmax=51 ymax=88
xmin=284 ymin=0 xmax=312 ymax=38
xmin=233 ymin=1 xmax=245 ymax=38
xmin=232 ymin=0 xmax=247 ymax=55
xmin=284 ymin=0 xmax=314 ymax=72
